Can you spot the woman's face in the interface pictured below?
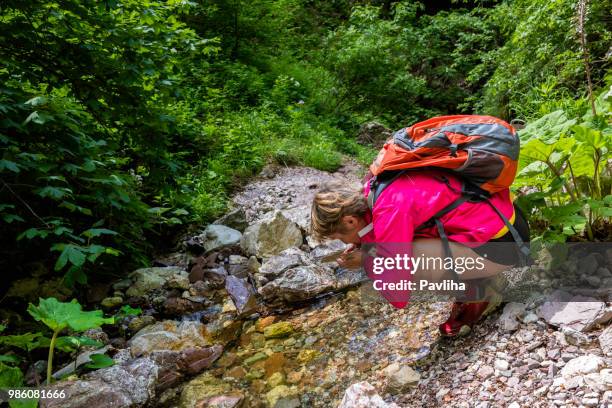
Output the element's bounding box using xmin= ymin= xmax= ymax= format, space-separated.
xmin=329 ymin=215 xmax=367 ymax=245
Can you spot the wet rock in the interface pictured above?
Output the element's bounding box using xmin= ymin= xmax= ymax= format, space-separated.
xmin=113 ymin=279 xmax=132 ymax=292
xmin=599 ymin=325 xmax=612 ymax=356
xmin=268 ymin=372 xmax=285 ymax=388
xmin=101 ymin=296 xmax=123 ymax=309
xmin=560 ymin=354 xmax=604 ymax=378
xmin=166 ymin=272 xmax=190 ymax=290
xmin=244 ymin=352 xmax=268 ymax=365
xmin=536 ymin=290 xmax=612 ymax=332
xmin=310 ymin=239 xmax=347 ymax=263
xmin=263 ymin=322 xmax=294 ymax=339
xmin=164 ymin=297 xmax=205 ymax=316
xmin=241 ymin=210 xmax=303 ymax=258
xmin=498 ymin=303 xmax=526 ymax=332
xmin=225 ymin=275 xmax=257 ymax=315
xmin=179 ymin=372 xmax=232 ymax=408
xmin=356 ymin=122 xmax=392 ymax=146
xmin=41 ymin=357 xmax=158 ymax=408
xmin=128 ymin=320 xmax=210 ymax=357
xmin=196 ymin=394 xmax=244 ymax=408
xmin=128 ymin=315 xmax=157 ymax=333
xmin=256 ymin=247 xmax=366 ymax=304
xmin=338 ymin=382 xmax=400 ymax=408
xmin=212 ymin=207 xmax=248 ymax=232
xmin=247 ymin=256 xmax=261 ymax=273
xmin=189 ymin=260 xmax=227 ymax=288
xmin=382 ymin=362 xmax=420 ymax=392
xmin=256 ymin=316 xmax=277 ymax=332
xmin=265 ymin=385 xmax=299 ymax=408
xmin=260 ymin=264 xmax=336 ymax=303
xmin=152 ymin=345 xmax=223 ymax=390
xmin=126 ymin=267 xmax=185 ymax=298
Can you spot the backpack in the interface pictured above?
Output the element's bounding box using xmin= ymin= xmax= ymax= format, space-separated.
xmin=365 ymin=114 xmax=529 ymax=266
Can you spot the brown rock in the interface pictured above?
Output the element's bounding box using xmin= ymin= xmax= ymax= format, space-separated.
xmin=164 ymin=297 xmax=202 ymax=315
xmin=226 ymin=366 xmax=247 ymax=379
xmin=179 ymin=345 xmax=224 ymax=375
xmin=256 ymin=316 xmax=277 ymax=332
xmin=264 ymin=353 xmax=286 ymax=377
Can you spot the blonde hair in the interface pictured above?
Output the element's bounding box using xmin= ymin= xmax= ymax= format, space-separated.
xmin=310 ymin=182 xmax=368 ymax=239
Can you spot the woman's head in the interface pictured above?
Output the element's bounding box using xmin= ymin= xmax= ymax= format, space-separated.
xmin=310 ymin=182 xmax=369 ymax=244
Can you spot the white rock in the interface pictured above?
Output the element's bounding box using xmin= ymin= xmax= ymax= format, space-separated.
xmin=382 ymin=362 xmax=421 ymax=392
xmin=338 ymin=382 xmax=400 ymax=408
xmin=560 ymin=354 xmax=605 ymax=379
xmin=495 ymin=359 xmax=509 ymax=371
xmin=599 ymin=325 xmax=612 ymax=356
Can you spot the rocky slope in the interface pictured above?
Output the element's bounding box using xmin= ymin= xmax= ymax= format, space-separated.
xmin=37 ymin=161 xmax=611 ymax=408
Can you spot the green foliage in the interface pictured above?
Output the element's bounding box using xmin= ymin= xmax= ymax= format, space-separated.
xmin=84 ymin=353 xmax=115 ymax=370
xmin=515 ymin=87 xmax=611 ymax=241
xmin=474 ymin=0 xmax=611 ymax=118
xmin=28 ymin=298 xmax=113 ymax=333
xmin=27 ymin=297 xmax=113 ymax=384
xmin=0 ymin=0 xmax=610 ymax=321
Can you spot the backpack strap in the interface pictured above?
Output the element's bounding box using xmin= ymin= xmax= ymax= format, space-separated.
xmin=366 ymin=169 xmax=408 ymax=210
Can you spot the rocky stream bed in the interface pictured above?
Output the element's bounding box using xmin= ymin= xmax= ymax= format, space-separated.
xmin=11 ymin=162 xmax=610 ymax=407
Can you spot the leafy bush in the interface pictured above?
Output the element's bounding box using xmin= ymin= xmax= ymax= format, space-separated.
xmin=515 ymin=87 xmax=612 ymax=241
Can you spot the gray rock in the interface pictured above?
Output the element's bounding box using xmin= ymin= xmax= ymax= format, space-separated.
xmin=128 ymin=320 xmax=211 ymax=357
xmin=561 ymin=326 xmax=590 ymax=345
xmin=212 ymin=208 xmax=248 ymax=232
xmin=225 ymin=275 xmax=257 ymax=315
xmin=338 ymin=382 xmax=400 ymax=408
xmin=310 ymin=239 xmax=348 ymax=263
xmin=126 ymin=267 xmax=185 ymax=298
xmin=202 ymin=225 xmax=242 ymax=253
xmin=600 ymin=325 xmax=612 ymax=356
xmin=498 ymin=303 xmax=526 ymax=332
xmin=259 ymin=264 xmax=336 ymax=303
xmin=41 ymin=357 xmax=158 ymax=408
xmin=536 ymin=290 xmax=612 ymax=332
xmin=241 ymin=210 xmax=303 ymax=258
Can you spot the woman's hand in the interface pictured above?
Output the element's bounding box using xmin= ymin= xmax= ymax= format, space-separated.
xmin=337 ymin=244 xmax=362 ymax=270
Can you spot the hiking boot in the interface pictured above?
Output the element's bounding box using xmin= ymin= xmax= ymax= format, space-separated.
xmin=439 ymin=301 xmax=489 ymax=337
xmin=439 ymin=273 xmax=508 ymax=337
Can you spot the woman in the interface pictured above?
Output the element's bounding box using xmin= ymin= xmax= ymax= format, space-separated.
xmin=310 ymin=168 xmax=529 ymax=337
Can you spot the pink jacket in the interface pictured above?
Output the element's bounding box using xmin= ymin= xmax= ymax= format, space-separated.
xmin=360 ymin=169 xmax=515 ymax=308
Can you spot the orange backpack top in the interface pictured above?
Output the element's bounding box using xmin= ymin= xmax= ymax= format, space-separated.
xmin=365 ymin=114 xmax=529 ymax=265
xmin=369 ymin=114 xmax=519 ymax=195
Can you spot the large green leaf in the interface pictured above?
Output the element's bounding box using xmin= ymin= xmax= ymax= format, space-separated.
xmin=519 ymin=110 xmax=576 ymax=143
xmin=0 ymin=332 xmax=48 ymax=352
xmin=27 ymin=298 xmax=114 ymax=333
xmin=84 ymin=353 xmax=115 ymax=369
